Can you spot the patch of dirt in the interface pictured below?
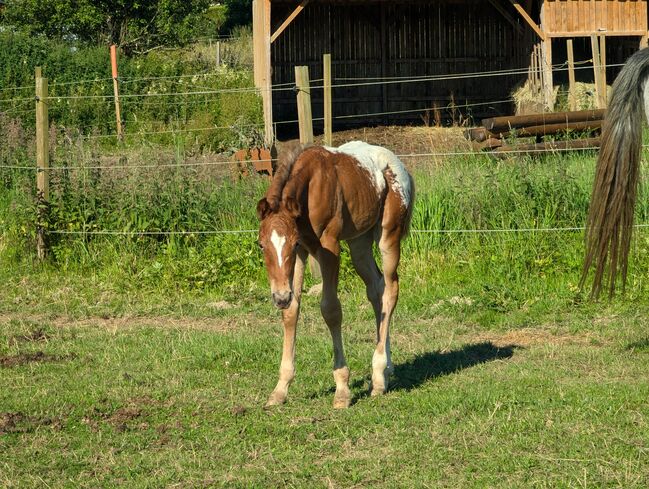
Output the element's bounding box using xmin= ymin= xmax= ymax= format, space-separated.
xmin=472 ymin=328 xmax=601 ymax=348
xmin=83 ymin=396 xmax=158 ymax=432
xmin=0 ymin=351 xmax=75 ymax=368
xmin=312 ymin=125 xmax=470 ymax=157
xmin=0 ymin=412 xmax=62 ymax=434
xmin=10 ymin=327 xmax=51 ymax=345
xmin=0 ymin=313 xmax=251 ymax=333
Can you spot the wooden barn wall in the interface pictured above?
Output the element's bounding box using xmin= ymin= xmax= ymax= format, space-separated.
xmin=270 ymin=1 xmax=532 ymax=132
xmin=543 ymin=0 xmax=648 ymax=36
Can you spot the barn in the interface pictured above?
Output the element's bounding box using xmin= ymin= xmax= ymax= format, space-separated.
xmin=252 ymin=0 xmax=649 ymax=142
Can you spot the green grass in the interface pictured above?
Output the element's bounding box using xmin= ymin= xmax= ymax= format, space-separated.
xmin=3 ymin=144 xmax=649 ymax=486
xmin=2 ymin=308 xmax=649 ymax=487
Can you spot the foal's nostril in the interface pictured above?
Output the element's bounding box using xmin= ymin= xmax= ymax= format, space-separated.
xmin=272 ymin=291 xmax=292 ymax=309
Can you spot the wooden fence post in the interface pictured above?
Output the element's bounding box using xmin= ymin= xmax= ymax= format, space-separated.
xmin=294 ymin=65 xmax=314 ymax=145
xmin=294 ymin=65 xmax=319 ymax=278
xmin=110 ymin=45 xmax=124 ymax=141
xmin=599 ymin=35 xmax=607 ymax=107
xmin=35 ymin=69 xmax=49 ymax=260
xmin=541 ymin=39 xmax=554 ymax=111
xmin=323 ymin=54 xmax=332 ymax=147
xmin=566 ymin=39 xmax=577 ymax=111
xmin=590 ymin=35 xmax=604 ymax=109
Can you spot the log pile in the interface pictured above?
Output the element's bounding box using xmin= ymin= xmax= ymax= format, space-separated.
xmin=465 ymin=109 xmax=605 ymax=156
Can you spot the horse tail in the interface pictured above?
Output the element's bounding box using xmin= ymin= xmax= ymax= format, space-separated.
xmin=265 ymin=141 xmax=308 ymax=210
xmin=581 ymin=47 xmax=649 ymax=298
xmin=402 ymin=173 xmax=416 ymax=238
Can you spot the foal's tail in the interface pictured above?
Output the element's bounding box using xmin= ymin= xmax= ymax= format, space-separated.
xmin=581 ymin=47 xmax=649 ymax=298
xmin=265 ymin=141 xmax=307 ymax=210
xmin=402 ymin=173 xmax=416 ymax=238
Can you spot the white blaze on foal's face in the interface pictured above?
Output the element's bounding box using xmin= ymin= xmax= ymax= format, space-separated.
xmin=270 ymin=229 xmax=287 ymax=268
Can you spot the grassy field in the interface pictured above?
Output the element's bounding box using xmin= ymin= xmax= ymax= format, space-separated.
xmin=2 ymin=139 xmax=649 ymax=486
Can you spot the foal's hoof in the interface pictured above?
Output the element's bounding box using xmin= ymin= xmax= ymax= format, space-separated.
xmin=333 ymin=394 xmax=351 ymax=409
xmin=370 ymin=384 xmax=387 ymax=397
xmin=265 ymin=392 xmax=287 ymax=408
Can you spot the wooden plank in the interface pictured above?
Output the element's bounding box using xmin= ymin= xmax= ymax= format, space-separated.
xmin=510 ymin=0 xmax=546 ymax=40
xmin=486 ymin=0 xmax=524 ymax=35
xmin=271 ymin=0 xmax=309 ymax=44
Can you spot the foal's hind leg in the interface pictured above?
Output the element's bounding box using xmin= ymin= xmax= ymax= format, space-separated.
xmin=372 ymin=200 xmax=405 ymax=396
xmin=317 ymin=234 xmax=351 ymax=409
xmin=348 ymin=232 xmax=384 ymax=329
xmin=266 ymin=246 xmax=308 ymax=407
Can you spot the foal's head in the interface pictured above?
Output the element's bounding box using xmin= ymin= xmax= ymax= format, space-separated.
xmin=257 ymin=196 xmax=301 ymax=309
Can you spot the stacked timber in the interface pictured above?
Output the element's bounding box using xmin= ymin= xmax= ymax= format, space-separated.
xmin=465 ymin=109 xmax=605 ymax=156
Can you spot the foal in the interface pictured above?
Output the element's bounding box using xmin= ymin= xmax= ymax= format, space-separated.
xmin=257 ymin=141 xmax=414 ymax=408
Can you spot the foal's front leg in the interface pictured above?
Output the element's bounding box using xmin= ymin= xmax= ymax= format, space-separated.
xmin=317 ymin=236 xmax=351 ymax=409
xmin=266 ymin=246 xmax=307 ymax=407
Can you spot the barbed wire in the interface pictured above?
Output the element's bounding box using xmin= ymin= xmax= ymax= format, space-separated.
xmin=39 ymin=223 xmax=649 ymax=237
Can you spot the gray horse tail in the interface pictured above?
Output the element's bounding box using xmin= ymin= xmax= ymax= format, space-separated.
xmin=265 ymin=141 xmax=308 ymax=211
xmin=581 ymin=47 xmax=649 ymax=297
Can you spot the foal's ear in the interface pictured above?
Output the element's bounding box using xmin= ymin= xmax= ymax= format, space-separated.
xmin=283 ymin=197 xmax=301 ymax=218
xmin=256 ymin=198 xmax=272 ymax=220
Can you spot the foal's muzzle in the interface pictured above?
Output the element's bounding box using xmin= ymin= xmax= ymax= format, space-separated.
xmin=272 ymin=291 xmax=292 ymax=309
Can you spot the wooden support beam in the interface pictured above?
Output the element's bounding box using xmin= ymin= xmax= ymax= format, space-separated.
xmin=510 ymin=0 xmax=545 ymax=40
xmin=591 ymin=34 xmax=605 ymax=110
xmin=599 ymin=35 xmax=607 ymax=107
xmin=541 ymin=39 xmax=554 ymax=111
xmin=567 ymin=39 xmax=577 ymax=111
xmin=487 ymin=0 xmax=524 ymax=36
xmin=271 ymin=0 xmax=310 ymax=44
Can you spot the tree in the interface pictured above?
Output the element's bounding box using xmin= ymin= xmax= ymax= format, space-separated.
xmin=1 ymin=0 xmax=223 ymax=51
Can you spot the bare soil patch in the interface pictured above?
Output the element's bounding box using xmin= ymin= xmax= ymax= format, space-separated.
xmin=472 ymin=328 xmax=601 ymax=348
xmin=0 ymin=412 xmax=62 ymax=434
xmin=0 ymin=351 xmax=75 ymax=368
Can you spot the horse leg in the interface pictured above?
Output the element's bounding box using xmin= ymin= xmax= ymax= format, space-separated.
xmin=348 ymin=231 xmax=384 ymax=338
xmin=372 ymin=226 xmax=402 ymax=396
xmin=317 ymin=235 xmax=350 ymax=409
xmin=266 ymin=246 xmax=308 ymax=407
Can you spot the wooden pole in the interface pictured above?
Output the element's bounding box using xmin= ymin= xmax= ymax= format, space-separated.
xmin=35 ymin=71 xmax=49 ymax=260
xmin=590 ymin=35 xmax=604 ymax=109
xmin=567 ymin=39 xmax=577 ymax=111
xmin=294 ymin=65 xmax=314 ymax=145
xmin=253 ymin=0 xmax=274 ymax=147
xmin=216 ymin=41 xmax=221 ymax=67
xmin=541 ymin=39 xmax=554 ymax=111
xmin=599 ymin=35 xmax=607 ymax=107
xmin=110 ymin=45 xmax=124 ymax=141
xmin=323 ymin=54 xmax=332 ymax=147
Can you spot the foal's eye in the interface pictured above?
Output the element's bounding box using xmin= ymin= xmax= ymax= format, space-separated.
xmin=257 ymin=241 xmax=263 ymax=249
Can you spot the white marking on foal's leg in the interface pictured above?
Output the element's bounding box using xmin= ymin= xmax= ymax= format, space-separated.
xmin=371 ymin=347 xmax=388 ymax=396
xmin=270 ymin=229 xmax=286 ymax=268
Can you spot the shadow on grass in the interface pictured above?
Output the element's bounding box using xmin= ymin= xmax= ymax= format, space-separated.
xmin=309 ymin=341 xmax=518 ymax=403
xmin=388 ymin=341 xmax=517 ymax=392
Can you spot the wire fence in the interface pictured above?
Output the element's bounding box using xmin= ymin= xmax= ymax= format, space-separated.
xmin=0 ymin=58 xmax=625 ymax=240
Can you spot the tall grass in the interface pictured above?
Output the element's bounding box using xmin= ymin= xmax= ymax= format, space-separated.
xmin=4 ymin=145 xmax=649 ymax=323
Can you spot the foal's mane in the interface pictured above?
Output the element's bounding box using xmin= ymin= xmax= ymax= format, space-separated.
xmin=265 ymin=141 xmax=308 ymax=210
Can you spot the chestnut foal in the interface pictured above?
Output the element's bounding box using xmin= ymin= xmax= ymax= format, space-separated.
xmin=257 ymin=141 xmax=414 ymax=408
